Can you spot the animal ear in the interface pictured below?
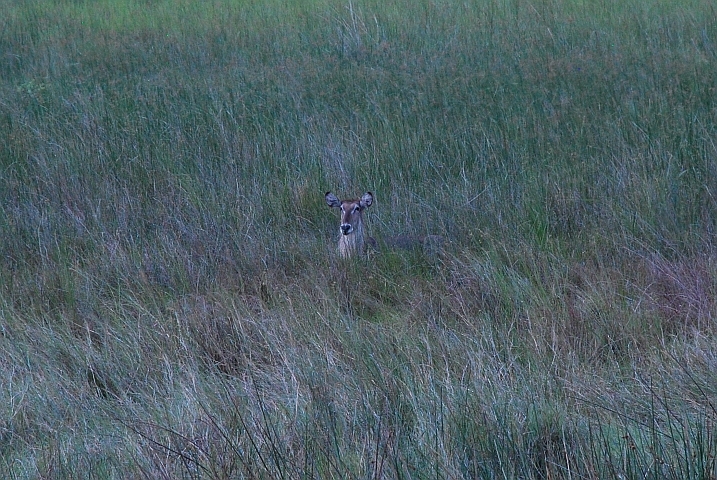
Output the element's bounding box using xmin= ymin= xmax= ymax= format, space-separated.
xmin=360 ymin=192 xmax=374 ymax=209
xmin=325 ymin=192 xmax=342 ymax=208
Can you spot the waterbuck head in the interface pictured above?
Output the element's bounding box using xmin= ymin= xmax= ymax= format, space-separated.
xmin=325 ymin=191 xmax=374 ymax=258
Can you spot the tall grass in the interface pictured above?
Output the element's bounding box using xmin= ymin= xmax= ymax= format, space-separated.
xmin=1 ymin=0 xmax=716 ymax=477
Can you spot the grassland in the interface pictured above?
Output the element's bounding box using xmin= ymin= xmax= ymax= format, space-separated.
xmin=1 ymin=0 xmax=716 ymax=478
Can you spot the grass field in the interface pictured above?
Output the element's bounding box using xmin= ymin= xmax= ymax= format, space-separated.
xmin=1 ymin=0 xmax=716 ymax=478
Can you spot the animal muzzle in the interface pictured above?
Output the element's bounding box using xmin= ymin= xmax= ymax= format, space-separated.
xmin=341 ymin=224 xmax=353 ymax=235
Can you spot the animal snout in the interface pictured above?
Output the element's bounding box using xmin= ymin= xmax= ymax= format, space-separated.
xmin=340 ymin=224 xmax=353 ymax=235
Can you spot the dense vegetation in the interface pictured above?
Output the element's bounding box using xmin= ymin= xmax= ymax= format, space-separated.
xmin=1 ymin=0 xmax=716 ymax=477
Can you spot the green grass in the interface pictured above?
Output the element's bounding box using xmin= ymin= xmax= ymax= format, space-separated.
xmin=1 ymin=0 xmax=717 ymax=477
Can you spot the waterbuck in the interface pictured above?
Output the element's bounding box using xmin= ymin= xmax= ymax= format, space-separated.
xmin=325 ymin=191 xmax=376 ymax=258
xmin=325 ymin=191 xmax=444 ymax=259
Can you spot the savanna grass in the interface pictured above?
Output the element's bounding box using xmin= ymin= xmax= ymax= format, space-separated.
xmin=1 ymin=0 xmax=716 ymax=477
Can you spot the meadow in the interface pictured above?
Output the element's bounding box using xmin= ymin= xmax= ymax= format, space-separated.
xmin=1 ymin=0 xmax=716 ymax=477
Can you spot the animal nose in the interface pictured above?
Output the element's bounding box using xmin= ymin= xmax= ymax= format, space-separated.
xmin=341 ymin=224 xmax=353 ymax=235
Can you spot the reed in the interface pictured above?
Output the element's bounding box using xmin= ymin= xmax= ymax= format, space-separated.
xmin=1 ymin=0 xmax=716 ymax=477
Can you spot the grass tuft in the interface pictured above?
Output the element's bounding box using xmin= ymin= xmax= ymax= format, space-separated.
xmin=1 ymin=0 xmax=716 ymax=477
